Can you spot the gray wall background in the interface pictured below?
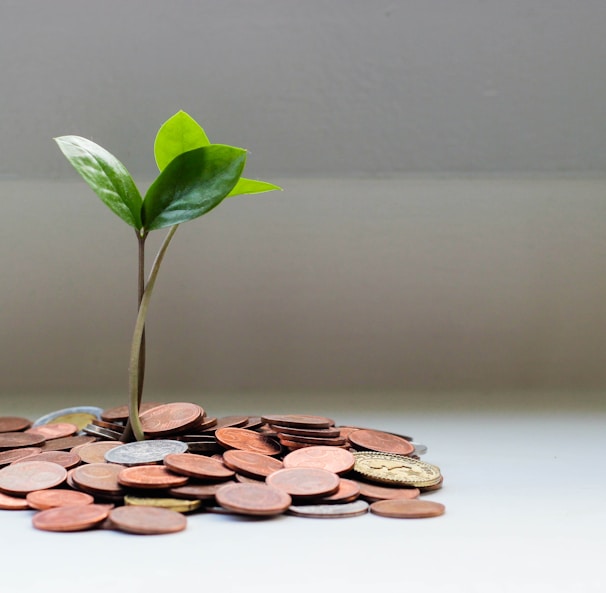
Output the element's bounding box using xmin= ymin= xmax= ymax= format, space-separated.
xmin=1 ymin=1 xmax=606 ymax=396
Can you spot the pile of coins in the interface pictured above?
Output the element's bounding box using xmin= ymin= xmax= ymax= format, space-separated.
xmin=0 ymin=403 xmax=445 ymax=535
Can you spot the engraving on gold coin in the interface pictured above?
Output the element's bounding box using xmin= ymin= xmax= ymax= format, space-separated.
xmin=352 ymin=451 xmax=442 ymax=487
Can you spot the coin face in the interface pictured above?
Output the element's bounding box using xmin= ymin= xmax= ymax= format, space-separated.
xmin=221 ymin=449 xmax=284 ymax=479
xmin=71 ymin=462 xmax=124 ymax=496
xmin=72 ymin=441 xmax=122 ymax=464
xmin=12 ymin=450 xmax=80 ymax=470
xmin=163 ymin=453 xmax=235 ymax=481
xmin=25 ymin=423 xmax=78 ymax=440
xmin=348 ymin=429 xmax=415 ymax=456
xmin=0 ymin=491 xmax=32 ymax=510
xmin=104 ymin=439 xmax=188 ymax=466
xmin=370 ymin=499 xmax=446 ymax=518
xmin=101 ymin=402 xmax=163 ymax=423
xmin=26 ymin=489 xmax=95 ymax=510
xmin=0 ymin=432 xmax=46 ymax=450
xmin=0 ymin=416 xmax=32 ymax=433
xmin=40 ymin=435 xmax=96 ymax=452
xmin=283 ymin=446 xmax=356 ymax=475
xmin=0 ymin=460 xmax=67 ymax=495
xmin=139 ymin=402 xmax=204 ymax=436
xmin=287 ymin=500 xmax=369 ymax=518
xmin=32 ymin=406 xmax=104 ymax=428
xmin=352 ymin=452 xmax=442 ymax=488
xmin=108 ymin=505 xmax=187 ymax=535
xmin=215 ymin=482 xmax=292 ymax=516
xmin=0 ymin=447 xmax=42 ymax=467
xmin=266 ymin=468 xmax=341 ymax=499
xmin=215 ymin=427 xmax=281 ymax=456
xmin=117 ymin=465 xmax=189 ymax=490
xmin=355 ymin=480 xmax=420 ymax=502
xmin=33 ymin=503 xmax=111 ymax=532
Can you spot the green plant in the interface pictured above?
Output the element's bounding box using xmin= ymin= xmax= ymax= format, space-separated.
xmin=55 ymin=110 xmax=281 ymax=441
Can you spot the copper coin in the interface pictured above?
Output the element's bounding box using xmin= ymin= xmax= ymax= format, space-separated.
xmin=370 ymin=499 xmax=446 ymax=518
xmin=272 ymin=424 xmax=342 ymax=438
xmin=109 ymin=505 xmax=187 ymax=535
xmin=0 ymin=447 xmax=42 ymax=467
xmin=118 ymin=465 xmax=189 ymax=489
xmin=283 ymin=446 xmax=356 ymax=475
xmin=0 ymin=432 xmax=46 ymax=450
xmin=139 ymin=402 xmax=204 ymax=436
xmin=215 ymin=482 xmax=292 ymax=516
xmin=163 ymin=453 xmax=235 ymax=481
xmin=205 ymin=415 xmax=249 ymax=431
xmin=242 ymin=417 xmax=264 ymax=430
xmin=168 ymin=482 xmax=231 ymax=502
xmin=222 ymin=449 xmax=283 ymax=479
xmin=72 ymin=441 xmax=123 ymax=464
xmin=0 ymin=491 xmax=31 ymax=510
xmin=278 ymin=433 xmax=347 ymax=447
xmin=287 ymin=500 xmax=369 ymax=518
xmin=0 ymin=416 xmax=32 ymax=433
xmin=315 ymin=478 xmax=361 ymax=504
xmin=356 ymin=480 xmax=420 ymax=502
xmin=12 ymin=450 xmax=81 ymax=470
xmin=25 ymin=422 xmax=78 ymax=440
xmin=215 ymin=427 xmax=281 ymax=456
xmin=26 ymin=489 xmax=95 ymax=510
xmin=100 ymin=402 xmax=162 ymax=422
xmin=40 ymin=435 xmax=96 ymax=451
xmin=235 ymin=473 xmax=264 ymax=484
xmin=33 ymin=503 xmax=111 ymax=532
xmin=189 ymin=416 xmax=218 ymax=431
xmin=91 ymin=418 xmax=125 ymax=432
xmin=348 ymin=429 xmax=414 ymax=456
xmin=266 ymin=467 xmax=340 ymax=499
xmin=0 ymin=460 xmax=67 ymax=495
xmin=71 ymin=463 xmax=124 ymax=496
xmin=262 ymin=414 xmax=335 ymax=429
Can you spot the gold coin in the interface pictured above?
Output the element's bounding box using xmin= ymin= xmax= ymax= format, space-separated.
xmin=49 ymin=413 xmax=97 ymax=431
xmin=352 ymin=451 xmax=442 ymax=488
xmin=124 ymin=495 xmax=201 ymax=514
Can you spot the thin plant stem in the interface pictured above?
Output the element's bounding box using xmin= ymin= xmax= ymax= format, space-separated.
xmin=127 ymin=224 xmax=179 ymax=441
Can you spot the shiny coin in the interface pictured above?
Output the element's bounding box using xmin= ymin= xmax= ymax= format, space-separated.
xmin=411 ymin=442 xmax=428 ymax=456
xmin=71 ymin=463 xmax=124 ymax=496
xmin=266 ymin=467 xmax=340 ymax=499
xmin=32 ymin=406 xmax=103 ymax=428
xmin=215 ymin=482 xmax=292 ymax=516
xmin=0 ymin=416 xmax=32 ymax=432
xmin=283 ymin=446 xmax=355 ymax=475
xmin=26 ymin=489 xmax=94 ymax=510
xmin=0 ymin=447 xmax=42 ymax=467
xmin=25 ymin=423 xmax=78 ymax=440
xmin=100 ymin=402 xmax=162 ymax=423
xmin=355 ymin=480 xmax=420 ymax=502
xmin=109 ymin=505 xmax=187 ymax=535
xmin=222 ymin=449 xmax=283 ymax=479
xmin=117 ymin=465 xmax=189 ymax=490
xmin=215 ymin=427 xmax=281 ymax=456
xmin=139 ymin=402 xmax=204 ymax=436
xmin=82 ymin=424 xmax=122 ymax=440
xmin=12 ymin=450 xmax=80 ymax=470
xmin=262 ymin=414 xmax=335 ymax=429
xmin=39 ymin=435 xmax=96 ymax=451
xmin=370 ymin=498 xmax=446 ymax=518
xmin=72 ymin=441 xmax=122 ymax=464
xmin=124 ymin=495 xmax=201 ymax=513
xmin=104 ymin=439 xmax=188 ymax=466
xmin=287 ymin=499 xmax=369 ymax=518
xmin=33 ymin=503 xmax=111 ymax=532
xmin=348 ymin=429 xmax=415 ymax=456
xmin=0 ymin=491 xmax=32 ymax=510
xmin=0 ymin=432 xmax=46 ymax=450
xmin=353 ymin=451 xmax=442 ymax=488
xmin=0 ymin=460 xmax=67 ymax=495
xmin=163 ymin=453 xmax=235 ymax=481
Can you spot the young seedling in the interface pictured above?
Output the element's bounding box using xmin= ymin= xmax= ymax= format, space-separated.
xmin=55 ymin=110 xmax=281 ymax=441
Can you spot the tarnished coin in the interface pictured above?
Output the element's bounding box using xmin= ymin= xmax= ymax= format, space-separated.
xmin=12 ymin=450 xmax=80 ymax=470
xmin=0 ymin=432 xmax=46 ymax=450
xmin=215 ymin=482 xmax=292 ymax=516
xmin=283 ymin=446 xmax=356 ymax=475
xmin=163 ymin=453 xmax=235 ymax=481
xmin=370 ymin=498 xmax=445 ymax=518
xmin=222 ymin=449 xmax=283 ymax=479
xmin=348 ymin=429 xmax=415 ymax=456
xmin=262 ymin=414 xmax=335 ymax=429
xmin=215 ymin=427 xmax=281 ymax=456
xmin=71 ymin=463 xmax=124 ymax=496
xmin=0 ymin=460 xmax=67 ymax=495
xmin=33 ymin=503 xmax=111 ymax=532
xmin=100 ymin=402 xmax=162 ymax=423
xmin=117 ymin=465 xmax=189 ymax=490
xmin=0 ymin=417 xmax=32 ymax=433
xmin=355 ymin=480 xmax=420 ymax=502
xmin=353 ymin=452 xmax=442 ymax=487
xmin=25 ymin=423 xmax=78 ymax=440
xmin=26 ymin=489 xmax=95 ymax=510
xmin=40 ymin=435 xmax=96 ymax=451
xmin=32 ymin=406 xmax=103 ymax=429
xmin=139 ymin=402 xmax=204 ymax=436
xmin=287 ymin=499 xmax=369 ymax=518
xmin=0 ymin=491 xmax=32 ymax=510
xmin=124 ymin=495 xmax=201 ymax=513
xmin=109 ymin=505 xmax=187 ymax=535
xmin=266 ymin=467 xmax=340 ymax=499
xmin=72 ymin=441 xmax=122 ymax=464
xmin=0 ymin=447 xmax=42 ymax=467
xmin=104 ymin=439 xmax=188 ymax=466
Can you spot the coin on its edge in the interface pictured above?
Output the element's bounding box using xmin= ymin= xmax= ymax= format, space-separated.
xmin=352 ymin=451 xmax=442 ymax=488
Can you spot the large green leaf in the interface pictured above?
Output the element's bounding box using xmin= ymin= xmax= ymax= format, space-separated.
xmin=55 ymin=135 xmax=143 ymax=229
xmin=143 ymin=144 xmax=247 ymax=231
xmin=227 ymin=177 xmax=282 ymax=197
xmin=154 ymin=110 xmax=210 ymax=171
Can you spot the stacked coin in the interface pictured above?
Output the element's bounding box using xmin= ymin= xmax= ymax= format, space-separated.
xmin=0 ymin=406 xmax=446 ymax=533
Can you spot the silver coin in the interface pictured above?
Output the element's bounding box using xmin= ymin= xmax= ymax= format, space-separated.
xmin=411 ymin=442 xmax=428 ymax=456
xmin=104 ymin=439 xmax=188 ymax=466
xmin=287 ymin=499 xmax=369 ymax=518
xmin=32 ymin=406 xmax=104 ymax=427
xmin=82 ymin=424 xmax=122 ymax=441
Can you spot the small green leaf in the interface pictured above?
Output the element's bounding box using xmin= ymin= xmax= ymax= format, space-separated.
xmin=227 ymin=177 xmax=282 ymax=197
xmin=154 ymin=110 xmax=210 ymax=171
xmin=55 ymin=135 xmax=143 ymax=229
xmin=143 ymin=144 xmax=247 ymax=231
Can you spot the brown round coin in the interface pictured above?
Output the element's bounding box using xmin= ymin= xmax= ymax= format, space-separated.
xmin=262 ymin=414 xmax=335 ymax=429
xmin=0 ymin=460 xmax=67 ymax=495
xmin=109 ymin=505 xmax=187 ymax=535
xmin=163 ymin=453 xmax=235 ymax=481
xmin=315 ymin=478 xmax=361 ymax=504
xmin=370 ymin=498 xmax=445 ymax=518
xmin=33 ymin=503 xmax=111 ymax=532
xmin=273 ymin=424 xmax=342 ymax=438
xmin=0 ymin=447 xmax=42 ymax=467
xmin=25 ymin=422 xmax=78 ymax=440
xmin=356 ymin=480 xmax=420 ymax=502
xmin=168 ymin=482 xmax=231 ymax=503
xmin=139 ymin=402 xmax=204 ymax=436
xmin=215 ymin=482 xmax=292 ymax=516
xmin=283 ymin=446 xmax=355 ymax=475
xmin=0 ymin=432 xmax=46 ymax=450
xmin=278 ymin=433 xmax=347 ymax=447
xmin=0 ymin=491 xmax=31 ymax=510
xmin=215 ymin=427 xmax=281 ymax=456
xmin=118 ymin=465 xmax=189 ymax=489
xmin=12 ymin=450 xmax=80 ymax=470
xmin=100 ymin=402 xmax=162 ymax=423
xmin=26 ymin=489 xmax=95 ymax=510
xmin=72 ymin=441 xmax=123 ymax=464
xmin=348 ymin=429 xmax=415 ymax=456
xmin=40 ymin=435 xmax=96 ymax=451
xmin=266 ymin=467 xmax=340 ymax=499
xmin=71 ymin=462 xmax=124 ymax=496
xmin=222 ymin=449 xmax=283 ymax=479
xmin=0 ymin=417 xmax=32 ymax=433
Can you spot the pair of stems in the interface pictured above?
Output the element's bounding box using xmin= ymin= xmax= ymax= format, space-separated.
xmin=121 ymin=225 xmax=179 ymax=442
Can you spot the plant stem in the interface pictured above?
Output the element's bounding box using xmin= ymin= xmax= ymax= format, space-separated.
xmin=127 ymin=224 xmax=179 ymax=441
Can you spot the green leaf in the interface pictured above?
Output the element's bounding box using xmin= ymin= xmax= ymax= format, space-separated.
xmin=55 ymin=135 xmax=143 ymax=229
xmin=143 ymin=144 xmax=247 ymax=231
xmin=154 ymin=110 xmax=210 ymax=171
xmin=227 ymin=177 xmax=283 ymax=197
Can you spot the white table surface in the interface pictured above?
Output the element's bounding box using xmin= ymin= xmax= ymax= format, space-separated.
xmin=1 ymin=391 xmax=604 ymax=593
